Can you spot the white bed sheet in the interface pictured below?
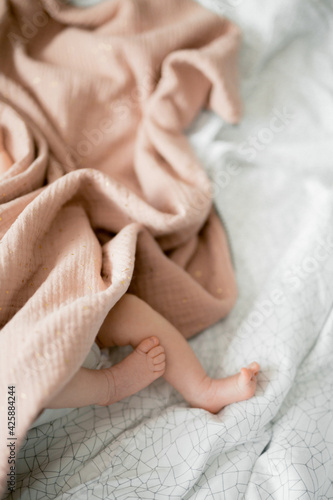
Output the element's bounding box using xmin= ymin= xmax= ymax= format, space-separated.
xmin=5 ymin=0 xmax=333 ymax=498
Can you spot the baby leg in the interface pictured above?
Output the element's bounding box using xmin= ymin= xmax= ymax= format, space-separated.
xmin=46 ymin=337 xmax=165 ymax=409
xmin=97 ymin=294 xmax=260 ymax=414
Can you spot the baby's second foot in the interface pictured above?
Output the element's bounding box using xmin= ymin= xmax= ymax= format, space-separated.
xmin=189 ymin=362 xmax=260 ymax=414
xmin=99 ymin=336 xmax=166 ymax=406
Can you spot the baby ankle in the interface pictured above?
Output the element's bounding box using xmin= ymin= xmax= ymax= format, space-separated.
xmin=98 ymin=369 xmax=116 ymax=407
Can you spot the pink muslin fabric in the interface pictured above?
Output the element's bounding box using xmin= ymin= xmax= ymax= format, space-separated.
xmin=0 ymin=0 xmax=241 ymax=490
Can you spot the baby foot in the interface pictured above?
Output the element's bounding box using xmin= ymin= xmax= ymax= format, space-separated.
xmin=189 ymin=362 xmax=260 ymax=414
xmin=99 ymin=336 xmax=166 ymax=406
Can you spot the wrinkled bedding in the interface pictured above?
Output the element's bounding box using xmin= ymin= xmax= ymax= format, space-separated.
xmin=2 ymin=0 xmax=333 ymax=498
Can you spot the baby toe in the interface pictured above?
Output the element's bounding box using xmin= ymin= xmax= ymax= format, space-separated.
xmin=137 ymin=336 xmax=159 ymax=354
xmin=248 ymin=362 xmax=260 ymax=375
xmin=153 ymin=361 xmax=166 ymax=373
xmin=149 ymin=345 xmax=165 ymax=358
xmin=152 ymin=352 xmax=166 ymax=365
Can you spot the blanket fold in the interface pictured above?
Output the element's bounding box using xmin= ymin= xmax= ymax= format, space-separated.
xmin=0 ymin=0 xmax=241 ymax=491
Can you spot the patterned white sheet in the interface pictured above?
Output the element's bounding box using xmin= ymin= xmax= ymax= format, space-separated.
xmin=4 ymin=0 xmax=333 ymax=498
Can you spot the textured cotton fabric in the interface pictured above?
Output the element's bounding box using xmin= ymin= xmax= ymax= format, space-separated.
xmin=0 ymin=0 xmax=242 ymax=491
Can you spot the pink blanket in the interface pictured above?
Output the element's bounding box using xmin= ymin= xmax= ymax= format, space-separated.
xmin=0 ymin=0 xmax=241 ymax=490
